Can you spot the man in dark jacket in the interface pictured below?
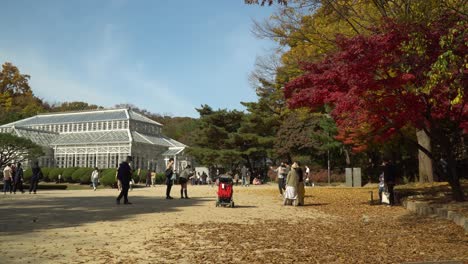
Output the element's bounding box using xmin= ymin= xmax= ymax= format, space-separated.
xmin=165 ymin=158 xmax=175 ymax=199
xmin=383 ymin=158 xmax=397 ymax=206
xmin=116 ymin=156 xmax=133 ymax=205
xmin=13 ymin=162 xmax=25 ymax=194
xmin=29 ymin=161 xmax=42 ymax=194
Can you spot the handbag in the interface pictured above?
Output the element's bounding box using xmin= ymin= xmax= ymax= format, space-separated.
xmin=382 ymin=191 xmax=390 ymax=204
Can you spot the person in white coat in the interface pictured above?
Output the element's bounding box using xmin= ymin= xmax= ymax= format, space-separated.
xmin=91 ymin=168 xmax=99 ymax=191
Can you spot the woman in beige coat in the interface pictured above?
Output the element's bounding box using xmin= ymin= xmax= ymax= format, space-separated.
xmin=284 ymin=162 xmax=299 ymax=206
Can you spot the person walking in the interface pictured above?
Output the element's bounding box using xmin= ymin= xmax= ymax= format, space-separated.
xmin=241 ymin=166 xmax=249 ymax=187
xmin=116 ymin=156 xmax=133 ymax=205
xmin=3 ymin=163 xmax=13 ymax=194
xmin=383 ymin=158 xmax=397 ymax=206
xmin=29 ymin=161 xmax=42 ymax=194
xmin=91 ymin=167 xmax=99 ymax=191
xmin=179 ymin=165 xmax=193 ymax=199
xmin=165 ymin=158 xmax=174 ymax=199
xmin=13 ymin=162 xmax=25 ymax=194
xmin=115 ymin=167 xmax=121 ymax=191
xmin=151 ymin=170 xmax=157 ymax=187
xmin=145 ymin=170 xmax=152 ymax=187
xmin=273 ymin=163 xmax=286 ymax=195
xmin=378 ymin=172 xmax=385 ymax=204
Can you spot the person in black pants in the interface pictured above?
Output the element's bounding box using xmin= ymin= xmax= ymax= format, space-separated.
xmin=29 ymin=161 xmax=42 ymax=194
xmin=13 ymin=162 xmax=25 ymax=194
xmin=116 ymin=156 xmax=133 ymax=205
xmin=383 ymin=158 xmax=397 ymax=206
xmin=165 ymin=158 xmax=174 ymax=199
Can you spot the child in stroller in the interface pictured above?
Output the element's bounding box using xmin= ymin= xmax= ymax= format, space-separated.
xmin=216 ymin=175 xmax=235 ymax=208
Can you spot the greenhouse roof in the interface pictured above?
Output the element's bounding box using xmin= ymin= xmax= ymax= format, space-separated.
xmin=13 ymin=127 xmax=58 ymax=147
xmin=51 ymin=131 xmax=130 ymax=145
xmin=0 ymin=108 xmax=162 ymax=127
xmin=131 ymin=132 xmax=186 ymax=148
xmin=162 ymin=148 xmax=184 ymax=156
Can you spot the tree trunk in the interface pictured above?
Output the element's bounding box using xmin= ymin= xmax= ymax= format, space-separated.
xmin=416 ymin=130 xmax=434 ymax=183
xmin=344 ymin=148 xmax=351 ymax=166
xmin=439 ymin=131 xmax=464 ymax=202
xmin=446 ymin=155 xmax=464 ymax=202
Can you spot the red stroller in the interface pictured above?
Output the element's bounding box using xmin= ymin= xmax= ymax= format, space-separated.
xmin=216 ymin=175 xmax=234 ymax=208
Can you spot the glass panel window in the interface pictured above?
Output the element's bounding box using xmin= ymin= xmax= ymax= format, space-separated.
xmin=97 ymin=122 xmax=102 ymax=130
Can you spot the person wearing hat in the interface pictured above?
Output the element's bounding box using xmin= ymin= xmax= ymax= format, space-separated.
xmin=116 ymin=156 xmax=133 ymax=205
xmin=284 ymin=162 xmax=300 ymax=206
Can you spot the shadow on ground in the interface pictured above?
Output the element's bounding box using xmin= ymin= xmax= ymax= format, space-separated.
xmin=0 ymin=194 xmax=207 ymax=235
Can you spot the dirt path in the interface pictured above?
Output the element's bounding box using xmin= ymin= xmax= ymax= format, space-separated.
xmin=0 ymin=185 xmax=467 ymax=263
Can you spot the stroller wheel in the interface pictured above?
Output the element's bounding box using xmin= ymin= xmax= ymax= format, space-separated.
xmin=216 ymin=201 xmax=219 ymax=207
xmin=231 ymin=201 xmax=235 ymax=208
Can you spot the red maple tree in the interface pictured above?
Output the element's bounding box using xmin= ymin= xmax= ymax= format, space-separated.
xmin=284 ymin=12 xmax=467 ymax=201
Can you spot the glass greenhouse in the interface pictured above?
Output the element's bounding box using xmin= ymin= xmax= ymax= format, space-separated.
xmin=0 ymin=108 xmax=189 ymax=172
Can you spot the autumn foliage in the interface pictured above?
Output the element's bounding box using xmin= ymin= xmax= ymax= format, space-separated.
xmin=284 ymin=12 xmax=467 ymax=201
xmin=284 ymin=13 xmax=467 ymax=152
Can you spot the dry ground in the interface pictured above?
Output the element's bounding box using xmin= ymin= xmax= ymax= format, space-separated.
xmin=0 ymin=184 xmax=467 ymax=264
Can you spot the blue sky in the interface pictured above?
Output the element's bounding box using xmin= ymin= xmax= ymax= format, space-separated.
xmin=0 ymin=0 xmax=277 ymax=117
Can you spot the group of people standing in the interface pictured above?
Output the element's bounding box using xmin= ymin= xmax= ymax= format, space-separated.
xmin=2 ymin=162 xmax=41 ymax=195
xmin=115 ymin=156 xmax=195 ymax=204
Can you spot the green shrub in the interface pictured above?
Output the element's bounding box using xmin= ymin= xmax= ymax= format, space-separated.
xmin=131 ymin=169 xmax=146 ymax=184
xmin=79 ymin=168 xmax=95 ymax=184
xmin=49 ymin=168 xmax=64 ymax=182
xmin=41 ymin=168 xmax=51 ymax=182
xmin=0 ymin=183 xmax=67 ymax=190
xmin=100 ymin=168 xmax=117 ymax=187
xmin=156 ymin=173 xmax=165 ymax=184
xmin=71 ymin=168 xmax=93 ymax=183
xmin=139 ymin=170 xmax=152 ymax=183
xmin=24 ymin=168 xmax=32 ymax=182
xmin=136 ymin=169 xmax=147 ymax=183
xmin=63 ymin=167 xmax=79 ymax=182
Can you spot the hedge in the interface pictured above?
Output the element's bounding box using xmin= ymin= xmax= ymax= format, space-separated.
xmin=138 ymin=170 xmax=146 ymax=183
xmin=100 ymin=168 xmax=117 ymax=187
xmin=80 ymin=168 xmax=96 ymax=184
xmin=49 ymin=168 xmax=64 ymax=182
xmin=0 ymin=183 xmax=68 ymax=190
xmin=23 ymin=168 xmax=51 ymax=182
xmin=155 ymin=173 xmax=165 ymax=184
xmin=63 ymin=167 xmax=79 ymax=182
xmin=71 ymin=167 xmax=94 ymax=184
xmin=24 ymin=168 xmax=32 ymax=182
xmin=41 ymin=168 xmax=51 ymax=182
